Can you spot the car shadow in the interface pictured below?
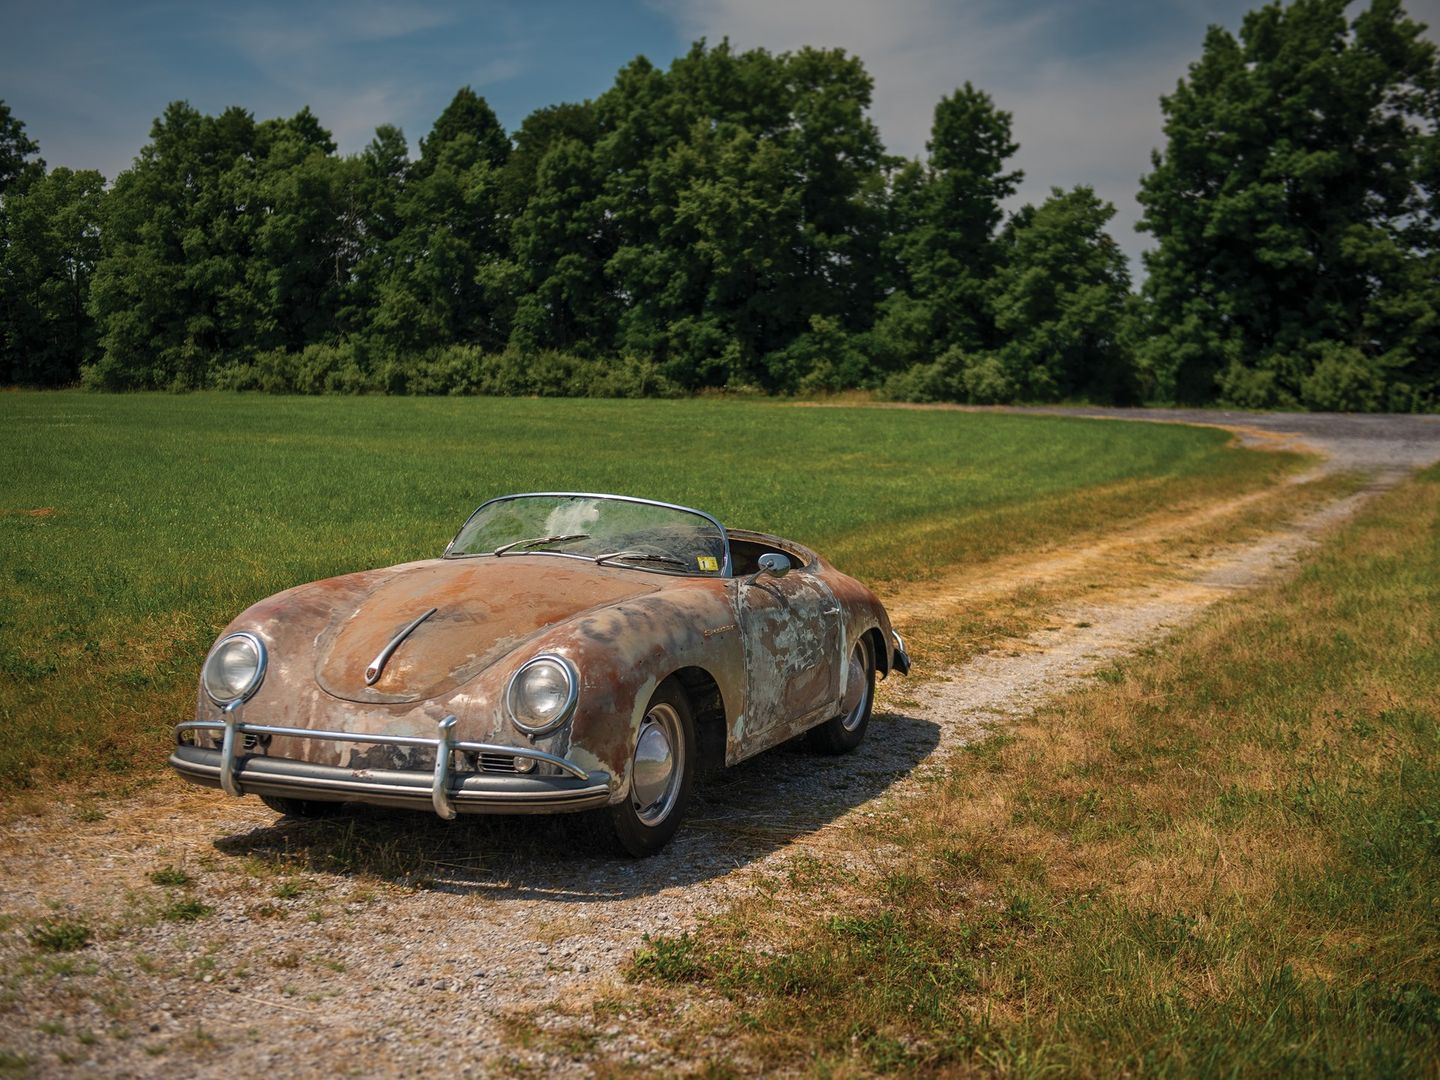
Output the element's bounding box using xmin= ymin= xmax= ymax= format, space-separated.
xmin=211 ymin=707 xmax=940 ymax=900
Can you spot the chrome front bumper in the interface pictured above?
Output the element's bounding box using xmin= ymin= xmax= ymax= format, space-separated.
xmin=169 ymin=711 xmax=612 ymax=818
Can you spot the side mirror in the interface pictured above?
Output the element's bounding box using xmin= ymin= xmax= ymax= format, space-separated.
xmin=752 ymin=552 xmax=791 ymax=582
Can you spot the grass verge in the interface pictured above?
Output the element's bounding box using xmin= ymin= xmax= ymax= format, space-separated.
xmin=621 ymin=465 xmax=1440 ymax=1076
xmin=1 ymin=392 xmax=1299 ymax=793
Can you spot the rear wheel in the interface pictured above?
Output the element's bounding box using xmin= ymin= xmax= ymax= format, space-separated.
xmin=260 ymin=794 xmax=347 ymax=819
xmin=807 ymin=636 xmax=875 ymax=755
xmin=608 ymin=680 xmax=696 ymax=857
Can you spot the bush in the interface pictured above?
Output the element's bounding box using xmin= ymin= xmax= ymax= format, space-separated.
xmin=764 ymin=316 xmax=874 ymax=394
xmin=879 ymin=347 xmax=1016 ymax=405
xmin=1299 ymin=345 xmax=1387 ymax=412
xmin=1216 ymin=361 xmax=1294 ymax=409
xmin=210 ymin=343 xmax=371 ymax=394
xmin=961 ymin=352 xmax=1018 ymax=404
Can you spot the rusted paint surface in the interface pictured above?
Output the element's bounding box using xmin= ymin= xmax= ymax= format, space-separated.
xmin=193 ymin=525 xmax=904 ymax=807
xmin=732 ymin=567 xmax=839 ymax=756
xmin=314 ymin=557 xmax=659 ymax=704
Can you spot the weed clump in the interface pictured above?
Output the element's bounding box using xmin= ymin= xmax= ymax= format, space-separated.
xmin=29 ymin=918 xmax=92 ymax=953
xmin=148 ymin=866 xmax=193 ymax=888
xmin=161 ymin=899 xmax=213 ymax=923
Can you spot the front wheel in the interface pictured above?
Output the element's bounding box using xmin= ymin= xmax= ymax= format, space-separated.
xmin=807 ymin=636 xmax=875 ymax=755
xmin=608 ymin=680 xmax=696 ymax=857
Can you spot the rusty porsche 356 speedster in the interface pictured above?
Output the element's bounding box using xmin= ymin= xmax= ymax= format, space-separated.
xmin=170 ymin=492 xmax=911 ymax=855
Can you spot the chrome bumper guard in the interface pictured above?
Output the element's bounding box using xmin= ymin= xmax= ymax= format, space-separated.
xmin=892 ymin=630 xmax=913 ymax=676
xmin=169 ymin=710 xmax=611 ymax=819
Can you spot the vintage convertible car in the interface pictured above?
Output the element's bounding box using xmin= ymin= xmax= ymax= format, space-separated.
xmin=170 ymin=492 xmax=911 ymax=855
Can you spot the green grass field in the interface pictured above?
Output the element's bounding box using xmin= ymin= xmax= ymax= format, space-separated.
xmin=1 ymin=392 xmax=1296 ymax=791
xmin=628 ymin=466 xmax=1440 ymax=1076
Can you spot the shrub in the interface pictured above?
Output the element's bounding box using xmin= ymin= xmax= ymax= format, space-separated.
xmin=1299 ymin=345 xmax=1387 ymax=412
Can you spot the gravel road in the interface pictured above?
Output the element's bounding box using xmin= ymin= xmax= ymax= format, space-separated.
xmin=2 ymin=409 xmax=1437 ymax=1078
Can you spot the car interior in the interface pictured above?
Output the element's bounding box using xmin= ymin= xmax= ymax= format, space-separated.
xmin=728 ymin=537 xmax=809 ymax=576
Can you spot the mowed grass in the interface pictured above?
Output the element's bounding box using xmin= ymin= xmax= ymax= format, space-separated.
xmin=625 ymin=466 xmax=1440 ymax=1075
xmin=0 ymin=392 xmax=1295 ymax=792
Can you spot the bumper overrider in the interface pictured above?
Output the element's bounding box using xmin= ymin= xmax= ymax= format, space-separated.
xmin=892 ymin=630 xmax=912 ymax=676
xmin=169 ymin=710 xmax=611 ymax=819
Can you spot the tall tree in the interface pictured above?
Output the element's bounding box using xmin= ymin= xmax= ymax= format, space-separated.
xmin=337 ymin=124 xmax=410 ymax=341
xmin=992 ymin=186 xmax=1134 ymax=402
xmin=89 ymin=102 xmax=260 ymax=388
xmin=89 ymin=103 xmax=354 ymax=387
xmin=0 ymin=101 xmax=43 ymax=197
xmin=876 ymin=84 xmax=1022 ymax=368
xmin=584 ymin=40 xmax=891 ymax=387
xmin=1136 ymin=0 xmax=1440 ymax=409
xmin=370 ymin=90 xmax=511 ymax=354
xmin=0 ymin=167 xmax=105 ymax=384
xmin=414 ymin=86 xmax=510 ymax=176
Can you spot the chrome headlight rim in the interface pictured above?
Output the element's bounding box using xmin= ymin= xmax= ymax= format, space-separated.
xmin=506 ymin=654 xmax=579 ymax=737
xmin=202 ymin=631 xmax=268 ymax=707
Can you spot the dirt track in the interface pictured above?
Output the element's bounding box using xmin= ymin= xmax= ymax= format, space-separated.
xmin=2 ymin=409 xmax=1437 ymax=1077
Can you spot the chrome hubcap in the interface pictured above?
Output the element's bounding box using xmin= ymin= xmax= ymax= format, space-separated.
xmin=631 ymin=702 xmax=682 ymax=825
xmin=840 ymin=642 xmax=871 ymax=733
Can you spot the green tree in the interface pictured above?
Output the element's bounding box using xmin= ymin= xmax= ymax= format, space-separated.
xmin=414 ymin=87 xmax=509 ymax=176
xmin=499 ymin=102 xmax=598 ymax=218
xmin=875 ymin=84 xmax=1023 ymax=369
xmin=370 ymin=90 xmax=511 ymax=355
xmin=581 ymin=40 xmax=891 ymax=388
xmin=1136 ymin=0 xmax=1440 ymax=409
xmin=336 ymin=124 xmax=410 ymax=343
xmin=88 ymin=103 xmax=359 ymax=388
xmin=89 ymin=102 xmax=260 ymax=388
xmin=0 ymin=167 xmax=105 ymax=384
xmin=247 ymin=109 xmax=353 ymax=352
xmin=991 ymin=186 xmax=1135 ymax=402
xmin=0 ymin=100 xmax=43 ymax=196
xmin=503 ymin=134 xmax=614 ymax=354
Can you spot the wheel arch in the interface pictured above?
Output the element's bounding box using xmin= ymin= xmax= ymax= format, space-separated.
xmin=668 ymin=665 xmax=728 ymax=771
xmin=861 ymin=625 xmax=890 ymax=676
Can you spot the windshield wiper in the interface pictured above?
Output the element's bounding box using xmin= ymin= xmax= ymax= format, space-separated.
xmin=594 ymin=549 xmax=690 ymax=569
xmin=493 ymin=532 xmax=590 ymax=556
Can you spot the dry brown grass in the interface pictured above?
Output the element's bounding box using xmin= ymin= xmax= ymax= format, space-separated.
xmin=615 ymin=468 xmax=1440 ymax=1075
xmin=881 ymin=469 xmax=1359 ymax=674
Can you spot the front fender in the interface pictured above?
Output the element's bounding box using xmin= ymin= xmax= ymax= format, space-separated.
xmin=535 ymin=581 xmax=744 ymax=801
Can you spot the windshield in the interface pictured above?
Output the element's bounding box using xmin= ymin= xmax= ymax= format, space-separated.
xmin=445 ymin=494 xmax=730 ymax=577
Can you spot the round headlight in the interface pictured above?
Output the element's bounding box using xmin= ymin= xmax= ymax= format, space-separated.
xmin=506 ymin=656 xmax=578 ymax=736
xmin=203 ymin=632 xmax=267 ymax=705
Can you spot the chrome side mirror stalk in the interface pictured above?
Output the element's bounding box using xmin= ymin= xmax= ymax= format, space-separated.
xmin=747 ymin=552 xmax=792 ymax=584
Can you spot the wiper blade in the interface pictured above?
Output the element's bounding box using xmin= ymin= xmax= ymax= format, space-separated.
xmin=493 ymin=532 xmax=590 ymax=556
xmin=594 ymin=549 xmax=690 ymax=569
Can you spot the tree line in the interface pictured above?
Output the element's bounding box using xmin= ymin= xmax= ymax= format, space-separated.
xmin=1 ymin=0 xmax=1436 ymax=410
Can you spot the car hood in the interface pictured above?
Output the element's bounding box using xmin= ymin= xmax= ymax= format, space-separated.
xmin=314 ymin=557 xmax=660 ymax=704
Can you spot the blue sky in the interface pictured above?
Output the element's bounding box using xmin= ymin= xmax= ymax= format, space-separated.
xmin=4 ymin=0 xmax=1438 ymax=269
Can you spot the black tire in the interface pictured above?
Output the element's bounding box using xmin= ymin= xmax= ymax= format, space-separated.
xmin=807 ymin=636 xmax=876 ymax=755
xmin=259 ymin=794 xmax=348 ymax=819
xmin=608 ymin=680 xmax=696 ymax=857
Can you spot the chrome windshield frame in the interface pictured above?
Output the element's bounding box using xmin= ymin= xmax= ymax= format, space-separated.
xmin=443 ymin=492 xmax=733 ymax=578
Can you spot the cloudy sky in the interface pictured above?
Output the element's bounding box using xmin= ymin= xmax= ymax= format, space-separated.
xmin=5 ymin=0 xmax=1438 ymax=270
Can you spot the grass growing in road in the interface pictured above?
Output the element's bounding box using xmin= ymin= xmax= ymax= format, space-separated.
xmin=1 ymin=392 xmax=1295 ymax=793
xmin=625 ymin=466 xmax=1440 ymax=1075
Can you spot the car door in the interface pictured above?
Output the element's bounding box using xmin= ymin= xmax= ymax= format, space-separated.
xmin=733 ymin=568 xmax=841 ymax=757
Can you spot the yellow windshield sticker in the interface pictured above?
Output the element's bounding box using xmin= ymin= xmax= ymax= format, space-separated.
xmin=696 ymin=555 xmax=719 ymax=572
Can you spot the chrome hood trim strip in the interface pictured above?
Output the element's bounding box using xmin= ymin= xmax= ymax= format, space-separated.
xmin=363 ymin=606 xmax=437 ymax=686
